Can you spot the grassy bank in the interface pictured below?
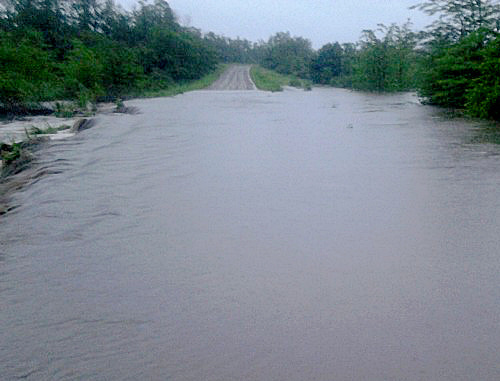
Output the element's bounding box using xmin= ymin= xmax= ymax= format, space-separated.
xmin=1 ymin=64 xmax=225 ymax=121
xmin=250 ymin=65 xmax=312 ymax=92
xmin=141 ymin=65 xmax=227 ymax=98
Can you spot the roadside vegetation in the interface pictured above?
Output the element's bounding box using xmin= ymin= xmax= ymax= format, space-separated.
xmin=1 ymin=0 xmax=499 ymax=120
xmin=250 ymin=1 xmax=500 ymax=121
xmin=29 ymin=125 xmax=71 ymax=135
xmin=0 ymin=138 xmax=44 ymax=177
xmin=0 ymin=124 xmax=71 ymax=177
xmin=0 ymin=0 xmax=219 ymax=115
xmin=0 ymin=141 xmax=24 ymax=167
xmin=250 ymin=66 xmax=311 ymax=92
xmin=412 ymin=0 xmax=500 ymax=119
xmin=143 ymin=64 xmax=227 ymax=97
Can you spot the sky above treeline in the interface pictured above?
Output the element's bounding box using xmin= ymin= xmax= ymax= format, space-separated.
xmin=118 ymin=0 xmax=432 ymax=48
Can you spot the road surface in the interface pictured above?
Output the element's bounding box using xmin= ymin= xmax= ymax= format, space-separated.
xmin=208 ymin=65 xmax=256 ymax=90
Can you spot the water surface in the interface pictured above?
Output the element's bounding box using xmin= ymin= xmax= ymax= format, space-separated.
xmin=1 ymin=88 xmax=500 ymax=380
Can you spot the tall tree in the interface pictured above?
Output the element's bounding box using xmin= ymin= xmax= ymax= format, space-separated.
xmin=465 ymin=34 xmax=500 ymax=119
xmin=260 ymin=32 xmax=314 ymax=78
xmin=411 ymin=0 xmax=500 ymax=41
xmin=352 ymin=23 xmax=418 ymax=91
xmin=72 ymin=0 xmax=100 ymax=32
xmin=413 ymin=0 xmax=500 ymax=119
xmin=310 ymin=42 xmax=343 ymax=84
xmin=132 ymin=0 xmax=175 ymax=42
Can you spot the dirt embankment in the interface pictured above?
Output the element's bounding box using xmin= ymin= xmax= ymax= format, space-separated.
xmin=208 ymin=65 xmax=256 ymax=90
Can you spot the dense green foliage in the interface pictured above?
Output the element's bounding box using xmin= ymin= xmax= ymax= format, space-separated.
xmin=308 ymin=23 xmax=419 ymax=92
xmin=203 ymin=32 xmax=256 ymax=64
xmin=351 ymin=23 xmax=420 ymax=91
xmin=0 ymin=0 xmax=219 ymax=112
xmin=0 ymin=28 xmax=61 ymax=108
xmin=413 ymin=0 xmax=500 ymax=119
xmin=258 ymin=32 xmax=314 ymax=78
xmin=465 ymin=35 xmax=500 ymax=119
xmin=310 ymin=42 xmax=344 ymax=84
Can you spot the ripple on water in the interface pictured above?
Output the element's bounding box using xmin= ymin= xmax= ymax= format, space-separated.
xmin=1 ymin=88 xmax=500 ymax=380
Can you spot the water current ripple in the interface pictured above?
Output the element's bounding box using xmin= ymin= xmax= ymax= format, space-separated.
xmin=1 ymin=88 xmax=500 ymax=380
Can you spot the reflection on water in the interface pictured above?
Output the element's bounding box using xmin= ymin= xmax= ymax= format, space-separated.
xmin=469 ymin=124 xmax=500 ymax=145
xmin=1 ymin=88 xmax=500 ymax=380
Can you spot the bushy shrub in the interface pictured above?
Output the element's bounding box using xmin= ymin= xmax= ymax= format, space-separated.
xmin=465 ymin=36 xmax=500 ymax=119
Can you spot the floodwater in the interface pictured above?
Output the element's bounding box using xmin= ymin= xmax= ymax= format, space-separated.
xmin=1 ymin=88 xmax=500 ymax=380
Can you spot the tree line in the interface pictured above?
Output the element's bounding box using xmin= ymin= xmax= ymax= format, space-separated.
xmin=252 ymin=0 xmax=500 ymax=120
xmin=1 ymin=0 xmax=500 ymax=120
xmin=0 ymin=0 xmax=219 ymax=112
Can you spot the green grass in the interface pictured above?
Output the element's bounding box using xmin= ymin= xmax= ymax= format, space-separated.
xmin=1 ymin=136 xmax=50 ymax=177
xmin=142 ymin=65 xmax=228 ymax=98
xmin=250 ymin=65 xmax=313 ymax=92
xmin=250 ymin=66 xmax=289 ymax=92
xmin=54 ymin=102 xmax=77 ymax=118
xmin=0 ymin=140 xmax=37 ymax=178
xmin=29 ymin=124 xmax=71 ymax=136
xmin=0 ymin=142 xmax=23 ymax=166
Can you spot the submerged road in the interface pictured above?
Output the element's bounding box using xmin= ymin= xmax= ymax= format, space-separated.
xmin=2 ymin=85 xmax=500 ymax=379
xmin=208 ymin=64 xmax=256 ymax=90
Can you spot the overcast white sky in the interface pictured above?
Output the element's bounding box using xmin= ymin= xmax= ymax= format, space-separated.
xmin=119 ymin=0 xmax=432 ymax=48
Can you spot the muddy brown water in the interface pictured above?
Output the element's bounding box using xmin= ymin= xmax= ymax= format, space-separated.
xmin=1 ymin=87 xmax=500 ymax=380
